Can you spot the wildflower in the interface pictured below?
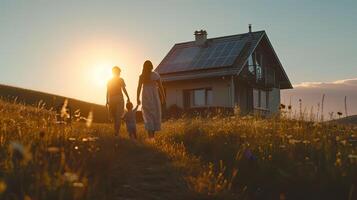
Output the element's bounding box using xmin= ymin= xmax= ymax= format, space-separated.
xmin=336 ymin=136 xmax=340 ymax=141
xmin=0 ymin=180 xmax=6 ymax=193
xmin=88 ymin=137 xmax=98 ymax=141
xmin=60 ymin=99 xmax=70 ymax=119
xmin=64 ymin=172 xmax=78 ymax=182
xmin=47 ymin=146 xmax=60 ymax=153
xmin=302 ymin=140 xmax=310 ymax=144
xmin=73 ymin=182 xmax=84 ymax=188
xmin=86 ymin=111 xmax=93 ymax=128
xmin=9 ymin=141 xmax=32 ymax=164
xmin=74 ymin=109 xmax=81 ymax=118
xmin=288 ymin=139 xmax=301 ymax=144
xmin=280 ymin=104 xmax=286 ymax=110
xmin=244 ymin=149 xmax=256 ymax=161
xmin=335 ymin=158 xmax=342 ymax=167
xmin=74 ymin=146 xmax=79 ymax=150
xmin=82 ymin=138 xmax=88 ymax=142
xmin=68 ymin=137 xmax=76 ymax=141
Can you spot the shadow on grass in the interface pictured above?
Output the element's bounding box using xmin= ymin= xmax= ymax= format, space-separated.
xmin=85 ymin=137 xmax=196 ymax=200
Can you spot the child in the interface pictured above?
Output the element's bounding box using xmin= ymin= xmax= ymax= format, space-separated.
xmin=123 ymin=102 xmax=139 ymax=139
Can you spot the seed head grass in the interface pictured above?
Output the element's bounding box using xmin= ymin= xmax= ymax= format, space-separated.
xmin=0 ymin=99 xmax=356 ymax=199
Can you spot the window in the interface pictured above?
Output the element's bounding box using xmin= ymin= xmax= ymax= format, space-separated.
xmin=253 ymin=89 xmax=269 ymax=109
xmin=248 ymin=55 xmax=254 ymax=66
xmin=206 ymin=89 xmax=213 ymax=105
xmin=248 ymin=55 xmax=255 ymax=74
xmin=247 ymin=52 xmax=264 ymax=81
xmin=256 ymin=65 xmax=263 ymax=80
xmin=193 ymin=89 xmax=205 ymax=106
xmin=184 ymin=88 xmax=213 ymax=108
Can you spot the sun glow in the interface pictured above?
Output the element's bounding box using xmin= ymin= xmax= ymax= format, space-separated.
xmin=90 ymin=63 xmax=114 ymax=87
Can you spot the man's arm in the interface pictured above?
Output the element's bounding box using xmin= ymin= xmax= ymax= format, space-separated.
xmin=122 ymin=86 xmax=130 ymax=102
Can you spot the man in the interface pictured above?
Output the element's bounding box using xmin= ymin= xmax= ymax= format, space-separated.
xmin=106 ymin=66 xmax=130 ymax=136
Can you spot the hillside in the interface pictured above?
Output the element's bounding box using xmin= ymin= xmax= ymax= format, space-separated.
xmin=0 ymin=84 xmax=108 ymax=123
xmin=0 ymin=99 xmax=356 ymax=199
xmin=332 ymin=115 xmax=357 ymax=125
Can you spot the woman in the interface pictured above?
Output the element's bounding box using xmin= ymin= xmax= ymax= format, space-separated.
xmin=137 ymin=60 xmax=165 ymax=139
xmin=107 ymin=66 xmax=130 ymax=136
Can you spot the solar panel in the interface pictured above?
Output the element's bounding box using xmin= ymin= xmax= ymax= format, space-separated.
xmin=190 ymin=40 xmax=245 ymax=69
xmin=156 ymin=32 xmax=261 ymax=74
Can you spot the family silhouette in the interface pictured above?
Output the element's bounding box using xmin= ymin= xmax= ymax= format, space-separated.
xmin=106 ymin=60 xmax=165 ymax=139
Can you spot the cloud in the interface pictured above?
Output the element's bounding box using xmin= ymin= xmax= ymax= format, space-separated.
xmin=281 ymin=78 xmax=357 ymax=119
xmin=293 ymin=78 xmax=357 ymax=89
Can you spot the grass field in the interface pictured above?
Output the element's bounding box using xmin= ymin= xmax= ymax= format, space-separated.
xmin=0 ymin=99 xmax=356 ymax=200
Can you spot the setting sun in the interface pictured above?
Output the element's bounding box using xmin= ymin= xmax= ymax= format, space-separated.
xmin=90 ymin=63 xmax=114 ymax=87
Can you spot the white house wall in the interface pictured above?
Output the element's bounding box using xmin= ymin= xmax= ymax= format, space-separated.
xmin=268 ymin=87 xmax=280 ymax=113
xmin=164 ymin=77 xmax=232 ymax=109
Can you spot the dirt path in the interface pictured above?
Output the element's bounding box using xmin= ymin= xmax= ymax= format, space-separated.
xmin=86 ymin=138 xmax=195 ymax=200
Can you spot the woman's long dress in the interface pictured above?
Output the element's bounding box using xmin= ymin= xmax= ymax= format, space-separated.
xmin=141 ymin=72 xmax=161 ymax=131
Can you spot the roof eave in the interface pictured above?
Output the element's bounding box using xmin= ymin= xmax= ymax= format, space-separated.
xmin=235 ymin=32 xmax=293 ymax=89
xmin=234 ymin=31 xmax=266 ymax=76
xmin=262 ymin=34 xmax=293 ymax=89
xmin=160 ymin=67 xmax=239 ymax=82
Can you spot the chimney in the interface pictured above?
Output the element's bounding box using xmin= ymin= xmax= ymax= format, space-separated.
xmin=249 ymin=24 xmax=252 ymax=33
xmin=194 ymin=30 xmax=207 ymax=46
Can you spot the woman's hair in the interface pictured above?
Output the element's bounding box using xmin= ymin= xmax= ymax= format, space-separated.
xmin=141 ymin=60 xmax=153 ymax=83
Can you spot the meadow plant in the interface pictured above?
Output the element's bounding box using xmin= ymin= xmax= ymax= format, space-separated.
xmin=0 ymin=99 xmax=356 ymax=199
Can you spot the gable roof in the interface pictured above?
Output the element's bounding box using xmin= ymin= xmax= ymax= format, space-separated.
xmin=156 ymin=31 xmax=264 ymax=75
xmin=155 ymin=30 xmax=292 ymax=89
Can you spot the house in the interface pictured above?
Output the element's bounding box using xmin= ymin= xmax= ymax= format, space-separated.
xmin=155 ymin=25 xmax=292 ymax=115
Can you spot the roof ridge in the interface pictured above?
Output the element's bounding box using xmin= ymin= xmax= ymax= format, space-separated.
xmin=174 ymin=30 xmax=266 ymax=46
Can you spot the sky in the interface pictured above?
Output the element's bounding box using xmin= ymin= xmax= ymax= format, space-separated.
xmin=281 ymin=78 xmax=357 ymax=119
xmin=0 ymin=0 xmax=356 ymax=114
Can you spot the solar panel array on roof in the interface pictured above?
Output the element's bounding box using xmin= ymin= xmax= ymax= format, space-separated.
xmin=157 ymin=35 xmax=249 ymax=74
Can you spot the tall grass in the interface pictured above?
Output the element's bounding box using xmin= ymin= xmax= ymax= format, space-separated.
xmin=155 ymin=115 xmax=357 ymax=199
xmin=0 ymin=99 xmax=356 ymax=199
